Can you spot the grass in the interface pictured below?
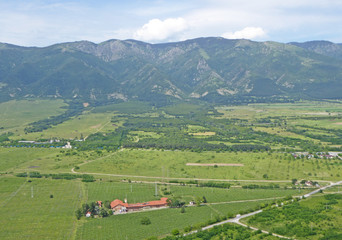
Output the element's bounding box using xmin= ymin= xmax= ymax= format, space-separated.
xmin=79 ymin=149 xmax=342 ymax=181
xmin=253 ymin=126 xmax=318 ymax=142
xmin=86 ymin=181 xmax=160 ymax=203
xmin=0 ymin=99 xmax=67 ymax=135
xmin=244 ymin=193 xmax=342 ymax=239
xmin=161 ymin=103 xmax=205 ymax=116
xmin=169 ymin=185 xmax=307 ymax=203
xmin=85 ymin=181 xmax=307 ymax=204
xmin=0 ymin=147 xmax=101 ymax=173
xmin=0 ymin=177 xmax=82 ymax=240
xmin=0 ymin=148 xmax=59 ymax=172
xmin=75 ymin=200 xmax=272 ymax=240
xmin=12 ymin=111 xmax=121 ymax=140
xmin=92 ymin=101 xmax=153 ymax=114
xmin=1 ymin=100 xmax=342 ymax=239
xmin=0 ymin=176 xmax=26 ymax=206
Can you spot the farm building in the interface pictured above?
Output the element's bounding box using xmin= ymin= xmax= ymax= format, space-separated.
xmin=110 ymin=197 xmax=168 ymax=213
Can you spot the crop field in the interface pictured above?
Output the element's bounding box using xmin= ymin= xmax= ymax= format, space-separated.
xmin=0 ymin=177 xmax=82 ymax=240
xmin=79 ymin=149 xmax=342 ymax=181
xmin=75 ymin=200 xmax=272 ymax=240
xmin=86 ymin=181 xmax=160 ymax=203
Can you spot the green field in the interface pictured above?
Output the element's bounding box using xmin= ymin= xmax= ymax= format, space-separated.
xmin=78 ymin=149 xmax=342 ymax=181
xmin=245 ymin=193 xmax=342 ymax=239
xmin=0 ymin=99 xmax=67 ymax=135
xmin=85 ymin=181 xmax=308 ymax=204
xmin=0 ymin=177 xmax=82 ymax=240
xmin=0 ymin=147 xmax=96 ymax=173
xmin=11 ymin=112 xmax=120 ymax=140
xmin=75 ymin=200 xmax=272 ymax=240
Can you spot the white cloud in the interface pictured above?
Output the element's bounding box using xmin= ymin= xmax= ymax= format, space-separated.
xmin=134 ymin=17 xmax=188 ymax=42
xmin=222 ymin=27 xmax=266 ymax=40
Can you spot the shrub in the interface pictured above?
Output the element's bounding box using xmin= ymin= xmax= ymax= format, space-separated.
xmin=171 ymin=229 xmax=179 ymax=236
xmin=141 ymin=217 xmax=151 ymax=225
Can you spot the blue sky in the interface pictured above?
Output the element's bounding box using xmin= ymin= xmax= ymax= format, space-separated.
xmin=1 ymin=0 xmax=342 ymax=46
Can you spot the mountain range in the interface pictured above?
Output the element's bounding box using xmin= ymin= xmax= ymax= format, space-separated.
xmin=1 ymin=37 xmax=342 ymax=103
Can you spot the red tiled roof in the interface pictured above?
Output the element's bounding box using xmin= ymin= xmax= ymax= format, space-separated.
xmin=110 ymin=198 xmax=168 ymax=209
xmin=110 ymin=199 xmax=128 ymax=209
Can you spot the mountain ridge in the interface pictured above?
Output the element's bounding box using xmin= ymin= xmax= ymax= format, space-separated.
xmin=1 ymin=37 xmax=342 ymax=104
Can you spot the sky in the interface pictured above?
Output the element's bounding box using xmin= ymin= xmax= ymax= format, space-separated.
xmin=1 ymin=0 xmax=342 ymax=47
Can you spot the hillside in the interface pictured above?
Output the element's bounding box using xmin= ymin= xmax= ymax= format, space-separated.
xmin=1 ymin=38 xmax=342 ymax=104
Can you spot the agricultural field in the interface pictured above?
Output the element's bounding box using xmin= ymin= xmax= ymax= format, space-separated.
xmin=75 ymin=200 xmax=273 ymax=240
xmin=0 ymin=176 xmax=82 ymax=240
xmin=78 ymin=149 xmax=342 ymax=181
xmin=85 ymin=181 xmax=308 ymax=204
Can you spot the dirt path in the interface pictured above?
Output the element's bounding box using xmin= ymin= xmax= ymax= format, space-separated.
xmin=84 ymin=120 xmax=111 ymax=140
xmin=186 ymin=163 xmax=244 ymax=167
xmin=70 ymin=181 xmax=87 ymax=240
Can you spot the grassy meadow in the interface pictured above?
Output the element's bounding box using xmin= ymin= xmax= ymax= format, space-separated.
xmin=78 ymin=149 xmax=342 ymax=181
xmin=11 ymin=112 xmax=120 ymax=140
xmin=0 ymin=99 xmax=67 ymax=135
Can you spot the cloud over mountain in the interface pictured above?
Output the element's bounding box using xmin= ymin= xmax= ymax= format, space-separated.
xmin=222 ymin=27 xmax=266 ymax=40
xmin=134 ymin=17 xmax=188 ymax=42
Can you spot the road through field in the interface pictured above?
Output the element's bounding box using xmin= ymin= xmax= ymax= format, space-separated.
xmin=188 ymin=179 xmax=342 ymax=239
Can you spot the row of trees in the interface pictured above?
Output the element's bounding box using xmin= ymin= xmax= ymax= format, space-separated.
xmin=24 ymin=103 xmax=84 ymax=133
xmin=16 ymin=172 xmax=95 ymax=182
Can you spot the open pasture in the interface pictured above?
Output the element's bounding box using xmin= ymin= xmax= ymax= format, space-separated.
xmin=79 ymin=149 xmax=342 ymax=181
xmin=14 ymin=111 xmax=120 ymax=140
xmin=0 ymin=147 xmax=60 ymax=172
xmin=0 ymin=99 xmax=67 ymax=135
xmin=0 ymin=147 xmax=99 ymax=173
